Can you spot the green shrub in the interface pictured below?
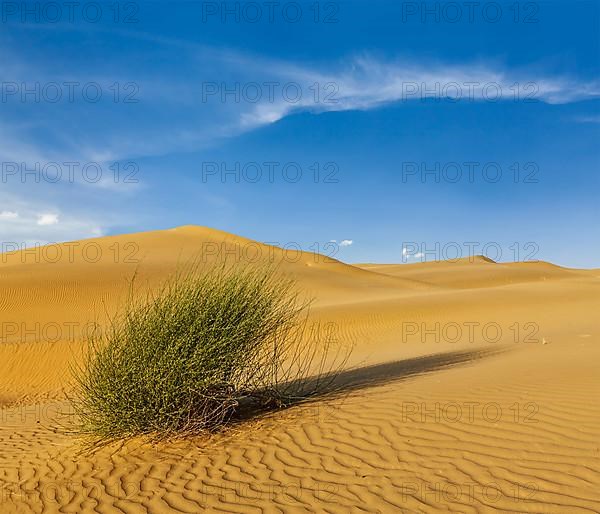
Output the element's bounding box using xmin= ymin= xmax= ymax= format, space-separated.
xmin=72 ymin=264 xmax=342 ymax=443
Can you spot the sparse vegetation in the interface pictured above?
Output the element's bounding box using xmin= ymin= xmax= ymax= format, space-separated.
xmin=72 ymin=263 xmax=348 ymax=444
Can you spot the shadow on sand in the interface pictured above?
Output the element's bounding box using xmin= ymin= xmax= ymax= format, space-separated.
xmin=83 ymin=346 xmax=508 ymax=455
xmin=235 ymin=346 xmax=509 ymax=422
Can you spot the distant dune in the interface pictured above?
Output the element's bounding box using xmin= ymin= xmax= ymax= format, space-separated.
xmin=1 ymin=226 xmax=599 ymax=513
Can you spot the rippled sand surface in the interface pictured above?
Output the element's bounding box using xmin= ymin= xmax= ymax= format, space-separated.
xmin=1 ymin=226 xmax=599 ymax=513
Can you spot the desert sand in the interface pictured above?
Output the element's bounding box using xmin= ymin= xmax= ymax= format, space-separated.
xmin=0 ymin=225 xmax=599 ymax=513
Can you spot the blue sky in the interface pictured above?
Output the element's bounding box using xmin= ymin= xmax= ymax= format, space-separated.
xmin=1 ymin=0 xmax=599 ymax=267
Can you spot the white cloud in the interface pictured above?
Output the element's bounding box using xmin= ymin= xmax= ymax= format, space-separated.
xmin=0 ymin=201 xmax=105 ymax=252
xmin=329 ymin=239 xmax=352 ymax=247
xmin=0 ymin=197 xmax=104 ymax=249
xmin=402 ymin=248 xmax=425 ymax=260
xmin=3 ymin=39 xmax=599 ymax=166
xmin=233 ymin=56 xmax=600 ymax=132
xmin=573 ymin=115 xmax=600 ymax=124
xmin=37 ymin=213 xmax=59 ymax=226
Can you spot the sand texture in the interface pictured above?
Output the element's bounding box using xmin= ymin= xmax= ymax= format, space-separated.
xmin=1 ymin=226 xmax=599 ymax=513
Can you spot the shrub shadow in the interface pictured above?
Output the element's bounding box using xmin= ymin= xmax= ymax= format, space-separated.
xmin=235 ymin=346 xmax=509 ymax=422
xmin=77 ymin=347 xmax=508 ymax=455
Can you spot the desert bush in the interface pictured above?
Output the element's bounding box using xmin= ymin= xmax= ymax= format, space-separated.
xmin=72 ymin=264 xmax=347 ymax=443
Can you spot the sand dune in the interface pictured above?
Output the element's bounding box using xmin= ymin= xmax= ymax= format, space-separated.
xmin=357 ymin=256 xmax=587 ymax=289
xmin=1 ymin=226 xmax=599 ymax=513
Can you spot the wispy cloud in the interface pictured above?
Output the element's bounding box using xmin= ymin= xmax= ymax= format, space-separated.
xmin=2 ymin=30 xmax=599 ymax=249
xmin=233 ymin=56 xmax=600 ymax=130
xmin=573 ymin=114 xmax=600 ymax=124
xmin=3 ymin=34 xmax=599 ymax=167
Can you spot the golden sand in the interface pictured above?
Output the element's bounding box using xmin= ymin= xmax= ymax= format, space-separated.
xmin=1 ymin=226 xmax=599 ymax=513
